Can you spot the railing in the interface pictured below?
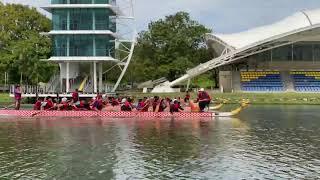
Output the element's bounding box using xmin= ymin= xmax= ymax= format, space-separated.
xmin=10 ymin=85 xmax=50 ymax=95
xmin=46 ymin=73 xmax=60 ymax=93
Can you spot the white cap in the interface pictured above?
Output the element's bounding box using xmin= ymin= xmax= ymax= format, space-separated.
xmin=61 ymin=97 xmax=68 ymax=102
xmin=199 ymin=88 xmax=205 ymax=91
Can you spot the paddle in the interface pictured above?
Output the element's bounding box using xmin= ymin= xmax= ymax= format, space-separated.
xmin=31 ymin=106 xmax=55 ymax=117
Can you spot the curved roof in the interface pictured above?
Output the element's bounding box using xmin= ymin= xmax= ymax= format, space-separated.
xmin=209 ymin=8 xmax=320 ymax=50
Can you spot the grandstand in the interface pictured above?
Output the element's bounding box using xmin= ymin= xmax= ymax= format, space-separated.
xmin=152 ymin=8 xmax=320 ymax=93
xmin=240 ymin=72 xmax=284 ymax=92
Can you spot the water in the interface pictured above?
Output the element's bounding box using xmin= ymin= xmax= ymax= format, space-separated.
xmin=0 ymin=105 xmax=319 ymax=179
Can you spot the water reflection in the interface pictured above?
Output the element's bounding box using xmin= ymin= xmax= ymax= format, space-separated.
xmin=0 ymin=106 xmax=319 ymax=179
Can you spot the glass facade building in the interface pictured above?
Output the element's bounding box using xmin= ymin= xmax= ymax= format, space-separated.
xmin=252 ymin=42 xmax=320 ymax=62
xmin=51 ymin=1 xmax=116 ymax=57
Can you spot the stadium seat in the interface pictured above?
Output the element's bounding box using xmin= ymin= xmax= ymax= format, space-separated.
xmin=291 ymin=71 xmax=320 ymax=92
xmin=240 ymin=71 xmax=284 ymax=92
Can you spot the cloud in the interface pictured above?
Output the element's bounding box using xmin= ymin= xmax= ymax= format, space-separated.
xmin=1 ymin=0 xmax=320 ymax=33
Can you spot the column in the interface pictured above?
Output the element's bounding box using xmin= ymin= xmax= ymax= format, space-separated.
xmin=67 ymin=8 xmax=70 ymax=31
xmin=59 ymin=63 xmax=63 ymax=92
xmin=99 ymin=63 xmax=103 ymax=92
xmin=66 ymin=62 xmax=70 ymax=93
xmin=93 ymin=62 xmax=97 ymax=93
xmin=92 ymin=8 xmax=96 ymax=30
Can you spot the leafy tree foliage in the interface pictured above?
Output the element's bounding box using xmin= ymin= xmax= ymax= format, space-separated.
xmin=0 ymin=3 xmax=57 ymax=85
xmin=127 ymin=12 xmax=212 ymax=83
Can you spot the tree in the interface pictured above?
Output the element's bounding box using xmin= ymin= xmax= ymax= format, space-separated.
xmin=127 ymin=12 xmax=212 ymax=83
xmin=0 ymin=3 xmax=57 ymax=85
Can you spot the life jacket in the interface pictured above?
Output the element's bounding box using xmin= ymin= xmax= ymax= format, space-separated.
xmin=190 ymin=101 xmax=200 ymax=112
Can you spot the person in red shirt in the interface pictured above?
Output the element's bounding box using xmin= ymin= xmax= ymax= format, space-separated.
xmin=197 ymin=88 xmax=211 ymax=112
xmin=33 ymin=98 xmax=43 ymax=110
xmin=44 ymin=96 xmax=54 ymax=110
xmin=72 ymin=89 xmax=79 ymax=103
xmin=170 ymin=99 xmax=184 ymax=113
xmin=121 ymin=98 xmax=134 ymax=111
xmin=14 ymin=85 xmax=22 ymax=110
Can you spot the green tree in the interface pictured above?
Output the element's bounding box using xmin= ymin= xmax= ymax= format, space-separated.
xmin=0 ymin=3 xmax=57 ymax=85
xmin=127 ymin=12 xmax=212 ymax=83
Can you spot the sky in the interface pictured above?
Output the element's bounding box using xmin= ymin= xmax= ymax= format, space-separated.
xmin=1 ymin=0 xmax=320 ymax=34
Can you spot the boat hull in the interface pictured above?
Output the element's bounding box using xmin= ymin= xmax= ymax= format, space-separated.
xmin=0 ymin=110 xmax=235 ymax=118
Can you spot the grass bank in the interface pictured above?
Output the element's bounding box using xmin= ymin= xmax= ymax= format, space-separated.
xmin=0 ymin=93 xmax=12 ymax=105
xmin=119 ymin=92 xmax=320 ymax=105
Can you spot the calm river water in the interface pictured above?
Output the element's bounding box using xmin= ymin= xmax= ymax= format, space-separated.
xmin=0 ymin=105 xmax=319 ymax=179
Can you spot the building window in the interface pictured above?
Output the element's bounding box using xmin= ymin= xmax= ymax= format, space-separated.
xmin=70 ymin=9 xmax=93 ymax=30
xmin=314 ymin=44 xmax=320 ymax=61
xmin=95 ymin=9 xmax=110 ymax=30
xmin=293 ymin=43 xmax=313 ymax=61
xmin=69 ymin=35 xmax=94 ymax=56
xmin=272 ymin=45 xmax=292 ymax=61
xmin=52 ymin=9 xmax=68 ymax=30
xmin=53 ymin=35 xmax=68 ymax=56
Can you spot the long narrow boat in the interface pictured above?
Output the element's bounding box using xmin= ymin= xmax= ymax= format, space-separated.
xmin=0 ymin=106 xmax=243 ymax=118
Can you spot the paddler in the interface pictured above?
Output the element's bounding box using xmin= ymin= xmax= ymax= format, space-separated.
xmin=140 ymin=97 xmax=150 ymax=112
xmin=58 ymin=97 xmax=69 ymax=111
xmin=72 ymin=89 xmax=80 ymax=103
xmin=197 ymin=88 xmax=211 ymax=112
xmin=184 ymin=90 xmax=191 ymax=103
xmin=43 ymin=96 xmax=54 ymax=110
xmin=33 ymin=97 xmax=43 ymax=110
xmin=170 ymin=99 xmax=184 ymax=113
xmin=91 ymin=95 xmax=103 ymax=111
xmin=14 ymin=85 xmax=22 ymax=110
xmin=136 ymin=99 xmax=145 ymax=111
xmin=121 ymin=98 xmax=134 ymax=111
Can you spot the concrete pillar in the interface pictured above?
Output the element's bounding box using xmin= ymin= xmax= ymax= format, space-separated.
xmin=93 ymin=62 xmax=97 ymax=93
xmin=99 ymin=63 xmax=103 ymax=92
xmin=66 ymin=62 xmax=70 ymax=93
xmin=59 ymin=63 xmax=63 ymax=92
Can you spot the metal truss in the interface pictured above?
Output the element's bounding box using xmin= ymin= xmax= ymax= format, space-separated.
xmin=104 ymin=0 xmax=136 ymax=92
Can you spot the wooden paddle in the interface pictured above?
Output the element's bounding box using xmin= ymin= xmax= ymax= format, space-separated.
xmin=31 ymin=106 xmax=56 ymax=117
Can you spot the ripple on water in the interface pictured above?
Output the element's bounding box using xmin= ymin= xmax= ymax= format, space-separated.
xmin=0 ymin=109 xmax=319 ymax=179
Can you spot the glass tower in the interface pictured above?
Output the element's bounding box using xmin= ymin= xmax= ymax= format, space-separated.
xmin=43 ymin=0 xmax=118 ymax=93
